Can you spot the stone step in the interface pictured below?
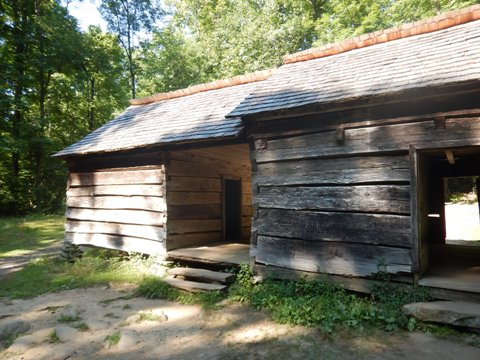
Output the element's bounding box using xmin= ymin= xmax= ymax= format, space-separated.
xmin=167 ymin=267 xmax=235 ymax=284
xmin=403 ymin=301 xmax=480 ymax=330
xmin=163 ymin=276 xmax=227 ymax=293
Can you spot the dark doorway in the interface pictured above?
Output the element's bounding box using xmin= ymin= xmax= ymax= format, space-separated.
xmin=224 ymin=179 xmax=242 ymax=241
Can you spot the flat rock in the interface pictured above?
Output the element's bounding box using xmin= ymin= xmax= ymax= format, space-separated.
xmin=86 ymin=319 xmax=110 ymax=331
xmin=0 ymin=319 xmax=30 ymax=341
xmin=54 ymin=325 xmax=78 ymax=342
xmin=403 ymin=301 xmax=480 ymax=329
xmin=9 ymin=334 xmax=38 ymax=352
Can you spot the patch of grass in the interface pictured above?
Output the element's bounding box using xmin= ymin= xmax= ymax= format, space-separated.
xmin=58 ymin=314 xmax=81 ymax=323
xmin=136 ymin=277 xmax=225 ymax=310
xmin=48 ymin=330 xmax=60 ymax=343
xmin=70 ymin=321 xmax=89 ymax=331
xmin=105 ymin=331 xmax=121 ymax=347
xmin=0 ymin=214 xmax=64 ymax=258
xmin=0 ymin=250 xmax=154 ymax=299
xmin=137 ymin=311 xmax=164 ymax=322
xmin=228 ymin=264 xmax=431 ymax=334
xmin=122 ymin=304 xmax=132 ymax=310
xmin=1 ymin=334 xmax=16 ymax=350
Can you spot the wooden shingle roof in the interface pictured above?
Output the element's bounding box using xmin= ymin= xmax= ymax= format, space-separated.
xmin=55 ymin=70 xmax=273 ymax=158
xmin=229 ymin=6 xmax=480 ymax=118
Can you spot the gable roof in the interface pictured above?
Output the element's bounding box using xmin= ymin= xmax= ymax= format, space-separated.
xmin=54 ymin=70 xmax=273 ymax=158
xmin=229 ymin=5 xmax=480 ymax=118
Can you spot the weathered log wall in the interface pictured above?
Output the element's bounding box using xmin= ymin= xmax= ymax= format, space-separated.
xmin=166 ymin=144 xmax=252 ymax=250
xmin=65 ymin=152 xmax=166 ymax=255
xmin=249 ymin=109 xmax=480 ymax=278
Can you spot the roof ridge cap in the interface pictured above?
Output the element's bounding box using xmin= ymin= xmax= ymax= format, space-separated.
xmin=283 ymin=4 xmax=480 ymax=65
xmin=130 ymin=68 xmax=275 ymax=106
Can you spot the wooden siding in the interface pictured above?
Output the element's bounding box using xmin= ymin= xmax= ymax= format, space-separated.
xmin=250 ymin=109 xmax=480 ymax=278
xmin=65 ymin=156 xmax=166 ymax=255
xmin=165 ymin=144 xmax=252 ymax=250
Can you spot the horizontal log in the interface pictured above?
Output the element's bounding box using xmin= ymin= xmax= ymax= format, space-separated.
xmin=254 ymin=208 xmax=410 ymax=247
xmin=168 ymin=160 xmax=250 ymax=179
xmin=67 ymin=184 xmax=164 ymax=197
xmin=257 ymin=116 xmax=480 ymax=162
xmin=66 ymin=208 xmax=165 ymax=226
xmin=66 ymin=220 xmax=165 ymax=242
xmin=65 ymin=232 xmax=165 ymax=256
xmin=255 ymin=155 xmax=410 ymax=185
xmin=168 ymin=192 xmax=221 ymax=205
xmin=69 ymin=168 xmax=164 ymax=186
xmin=167 ymin=177 xmax=221 ymax=192
xmin=66 ymin=195 xmax=166 ymax=212
xmin=257 ymin=185 xmax=410 ymax=214
xmin=166 ymin=232 xmax=223 ymax=251
xmin=69 ymin=152 xmax=162 ymax=172
xmin=168 ymin=219 xmax=222 ymax=235
xmin=255 ymin=235 xmax=412 ymax=277
xmin=168 ymin=204 xmax=222 ymax=219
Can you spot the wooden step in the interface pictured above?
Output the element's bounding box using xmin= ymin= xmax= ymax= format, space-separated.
xmin=167 ymin=267 xmax=235 ymax=284
xmin=163 ymin=276 xmax=227 ymax=292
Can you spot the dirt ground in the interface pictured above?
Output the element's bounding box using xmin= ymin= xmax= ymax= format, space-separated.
xmin=1 ymin=286 xmax=479 ymax=360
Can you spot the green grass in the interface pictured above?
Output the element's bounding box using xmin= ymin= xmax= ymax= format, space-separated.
xmin=105 ymin=331 xmax=121 ymax=347
xmin=0 ymin=251 xmax=154 ymax=299
xmin=0 ymin=214 xmax=64 ymax=258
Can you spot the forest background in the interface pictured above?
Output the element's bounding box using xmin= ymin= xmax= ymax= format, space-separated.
xmin=1 ymin=0 xmax=477 ymax=215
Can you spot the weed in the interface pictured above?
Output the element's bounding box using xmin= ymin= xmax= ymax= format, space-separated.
xmin=136 ymin=276 xmax=225 ymax=309
xmin=1 ymin=335 xmax=16 ymax=350
xmin=58 ymin=314 xmax=81 ymax=323
xmin=137 ymin=311 xmax=164 ymax=322
xmin=122 ymin=304 xmax=132 ymax=310
xmin=105 ymin=331 xmax=121 ymax=347
xmin=48 ymin=330 xmax=60 ymax=343
xmin=70 ymin=321 xmax=89 ymax=331
xmin=104 ymin=313 xmax=119 ymax=318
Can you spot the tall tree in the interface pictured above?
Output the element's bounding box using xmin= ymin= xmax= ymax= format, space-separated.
xmin=99 ymin=0 xmax=163 ymax=99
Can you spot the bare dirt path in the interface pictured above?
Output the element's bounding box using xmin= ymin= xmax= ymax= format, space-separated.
xmin=1 ymin=286 xmax=479 ymax=360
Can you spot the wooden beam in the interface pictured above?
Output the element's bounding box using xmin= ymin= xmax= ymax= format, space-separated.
xmin=445 ymin=150 xmax=455 ymax=165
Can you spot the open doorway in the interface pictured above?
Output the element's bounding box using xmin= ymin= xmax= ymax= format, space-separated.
xmin=444 ymin=176 xmax=480 ymax=246
xmin=224 ymin=179 xmax=242 ymax=242
xmin=415 ymin=147 xmax=480 ymax=293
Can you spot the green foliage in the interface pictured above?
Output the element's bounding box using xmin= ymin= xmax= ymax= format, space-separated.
xmin=0 ymin=249 xmax=153 ymax=299
xmin=47 ymin=330 xmax=60 ymax=344
xmin=229 ymin=265 xmax=431 ymax=334
xmin=70 ymin=321 xmax=90 ymax=331
xmin=136 ymin=277 xmax=225 ymax=309
xmin=58 ymin=313 xmax=81 ymax=323
xmin=105 ymin=331 xmax=121 ymax=346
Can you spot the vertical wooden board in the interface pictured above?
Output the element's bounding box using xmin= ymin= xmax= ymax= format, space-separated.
xmin=69 ymin=168 xmax=164 ymax=186
xmin=66 ymin=195 xmax=166 ymax=211
xmin=66 ymin=220 xmax=166 ymax=242
xmin=255 ymin=235 xmax=412 ymax=277
xmin=256 ymin=155 xmax=410 ymax=185
xmin=66 ymin=232 xmax=165 ymax=256
xmin=254 ymin=208 xmax=411 ymax=247
xmin=257 ymin=185 xmax=410 ymax=214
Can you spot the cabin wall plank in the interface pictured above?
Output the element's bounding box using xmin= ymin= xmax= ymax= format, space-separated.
xmin=65 ymin=158 xmax=167 ymax=256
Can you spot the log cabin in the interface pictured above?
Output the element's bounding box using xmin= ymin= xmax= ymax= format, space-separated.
xmin=56 ymin=5 xmax=480 ymax=298
xmin=54 ymin=70 xmax=273 ymax=261
xmin=227 ymin=5 xmax=480 ymax=298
